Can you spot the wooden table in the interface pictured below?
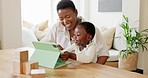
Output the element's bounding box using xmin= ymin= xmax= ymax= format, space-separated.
xmin=44 ymin=63 xmax=148 ymax=78
xmin=1 ymin=49 xmax=148 ymax=78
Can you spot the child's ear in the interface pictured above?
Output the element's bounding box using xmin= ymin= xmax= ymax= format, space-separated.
xmin=87 ymin=34 xmax=92 ymax=41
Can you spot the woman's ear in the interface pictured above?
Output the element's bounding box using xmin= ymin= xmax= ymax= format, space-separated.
xmin=74 ymin=9 xmax=78 ymax=16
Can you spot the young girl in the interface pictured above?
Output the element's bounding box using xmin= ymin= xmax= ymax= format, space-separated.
xmin=60 ymin=22 xmax=98 ymax=63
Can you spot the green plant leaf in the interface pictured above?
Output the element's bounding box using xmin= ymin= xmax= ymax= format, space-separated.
xmin=119 ymin=15 xmax=148 ymax=58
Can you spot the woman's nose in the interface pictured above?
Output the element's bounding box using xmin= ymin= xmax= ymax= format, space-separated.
xmin=63 ymin=19 xmax=68 ymax=24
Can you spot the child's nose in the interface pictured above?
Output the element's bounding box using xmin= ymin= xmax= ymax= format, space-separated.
xmin=71 ymin=35 xmax=75 ymax=42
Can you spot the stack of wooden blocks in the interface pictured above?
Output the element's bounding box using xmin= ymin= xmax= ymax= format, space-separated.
xmin=18 ymin=50 xmax=46 ymax=78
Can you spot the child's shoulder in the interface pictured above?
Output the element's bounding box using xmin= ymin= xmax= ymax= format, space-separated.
xmin=88 ymin=42 xmax=97 ymax=47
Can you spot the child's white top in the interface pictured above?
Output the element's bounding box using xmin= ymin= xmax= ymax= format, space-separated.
xmin=61 ymin=42 xmax=98 ymax=63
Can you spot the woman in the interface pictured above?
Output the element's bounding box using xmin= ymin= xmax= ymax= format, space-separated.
xmin=41 ymin=0 xmax=109 ymax=64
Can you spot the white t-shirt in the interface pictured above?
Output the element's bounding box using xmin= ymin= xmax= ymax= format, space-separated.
xmin=41 ymin=16 xmax=109 ymax=58
xmin=61 ymin=42 xmax=98 ymax=63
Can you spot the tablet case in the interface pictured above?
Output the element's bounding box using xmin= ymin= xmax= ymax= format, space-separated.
xmin=30 ymin=41 xmax=70 ymax=68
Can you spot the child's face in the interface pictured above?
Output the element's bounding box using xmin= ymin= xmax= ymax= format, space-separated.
xmin=74 ymin=25 xmax=91 ymax=46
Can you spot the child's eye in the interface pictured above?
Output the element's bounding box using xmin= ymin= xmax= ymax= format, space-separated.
xmin=77 ymin=33 xmax=80 ymax=36
xmin=74 ymin=32 xmax=80 ymax=37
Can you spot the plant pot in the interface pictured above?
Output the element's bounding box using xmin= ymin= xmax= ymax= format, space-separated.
xmin=118 ymin=52 xmax=138 ymax=71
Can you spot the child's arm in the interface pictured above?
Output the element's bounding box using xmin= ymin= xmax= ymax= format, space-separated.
xmin=59 ymin=44 xmax=75 ymax=61
xmin=57 ymin=44 xmax=63 ymax=50
xmin=69 ymin=52 xmax=76 ymax=60
xmin=60 ymin=51 xmax=70 ymax=61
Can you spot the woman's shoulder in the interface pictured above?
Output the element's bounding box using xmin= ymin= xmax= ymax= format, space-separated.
xmin=52 ymin=22 xmax=65 ymax=31
xmin=53 ymin=22 xmax=64 ymax=28
xmin=78 ymin=16 xmax=85 ymax=22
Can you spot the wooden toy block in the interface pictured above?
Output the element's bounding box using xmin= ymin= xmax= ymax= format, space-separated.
xmin=20 ymin=62 xmax=23 ymax=74
xmin=20 ymin=50 xmax=28 ymax=62
xmin=23 ymin=61 xmax=39 ymax=74
xmin=13 ymin=50 xmax=28 ymax=62
xmin=30 ymin=62 xmax=39 ymax=69
xmin=31 ymin=69 xmax=46 ymax=78
xmin=13 ymin=50 xmax=28 ymax=74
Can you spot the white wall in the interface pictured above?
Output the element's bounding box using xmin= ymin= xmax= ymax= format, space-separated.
xmin=75 ymin=0 xmax=90 ymax=21
xmin=139 ymin=0 xmax=148 ymax=75
xmin=122 ymin=0 xmax=140 ymax=28
xmin=0 ymin=0 xmax=2 ymax=49
xmin=88 ymin=0 xmax=139 ymax=29
xmin=88 ymin=0 xmax=122 ymax=28
xmin=0 ymin=0 xmax=22 ymax=49
xmin=21 ymin=0 xmax=51 ymax=25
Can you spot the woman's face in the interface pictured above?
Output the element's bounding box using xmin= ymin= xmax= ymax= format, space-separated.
xmin=74 ymin=25 xmax=90 ymax=46
xmin=57 ymin=8 xmax=78 ymax=30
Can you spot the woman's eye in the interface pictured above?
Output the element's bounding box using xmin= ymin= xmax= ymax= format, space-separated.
xmin=60 ymin=18 xmax=63 ymax=21
xmin=66 ymin=15 xmax=70 ymax=18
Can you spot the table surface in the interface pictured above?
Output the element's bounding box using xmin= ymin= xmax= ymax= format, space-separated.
xmin=0 ymin=49 xmax=148 ymax=78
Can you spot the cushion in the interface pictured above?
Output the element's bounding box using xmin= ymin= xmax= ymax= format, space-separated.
xmin=99 ymin=27 xmax=116 ymax=50
xmin=113 ymin=26 xmax=126 ymax=50
xmin=34 ymin=28 xmax=49 ymax=41
xmin=22 ymin=27 xmax=38 ymax=48
xmin=23 ymin=21 xmax=34 ymax=29
xmin=99 ymin=26 xmax=107 ymax=32
xmin=34 ymin=20 xmax=49 ymax=41
xmin=37 ymin=20 xmax=48 ymax=31
xmin=107 ymin=49 xmax=120 ymax=61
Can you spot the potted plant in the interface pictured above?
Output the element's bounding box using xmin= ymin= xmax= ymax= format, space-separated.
xmin=118 ymin=15 xmax=148 ymax=71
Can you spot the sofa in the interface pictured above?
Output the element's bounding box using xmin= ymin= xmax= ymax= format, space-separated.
xmin=22 ymin=20 xmax=126 ymax=67
xmin=99 ymin=25 xmax=126 ymax=67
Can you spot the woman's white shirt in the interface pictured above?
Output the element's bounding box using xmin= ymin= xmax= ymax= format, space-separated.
xmin=40 ymin=16 xmax=109 ymax=58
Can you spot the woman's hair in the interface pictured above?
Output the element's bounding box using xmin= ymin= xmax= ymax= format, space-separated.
xmin=57 ymin=0 xmax=76 ymax=12
xmin=78 ymin=22 xmax=96 ymax=39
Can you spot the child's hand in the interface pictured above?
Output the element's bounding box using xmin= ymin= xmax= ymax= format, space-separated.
xmin=57 ymin=44 xmax=63 ymax=50
xmin=60 ymin=51 xmax=70 ymax=61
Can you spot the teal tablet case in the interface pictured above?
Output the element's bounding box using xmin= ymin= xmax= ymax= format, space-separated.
xmin=30 ymin=41 xmax=70 ymax=69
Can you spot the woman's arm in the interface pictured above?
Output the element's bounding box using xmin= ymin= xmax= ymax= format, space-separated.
xmin=93 ymin=27 xmax=109 ymax=64
xmin=96 ymin=56 xmax=109 ymax=65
